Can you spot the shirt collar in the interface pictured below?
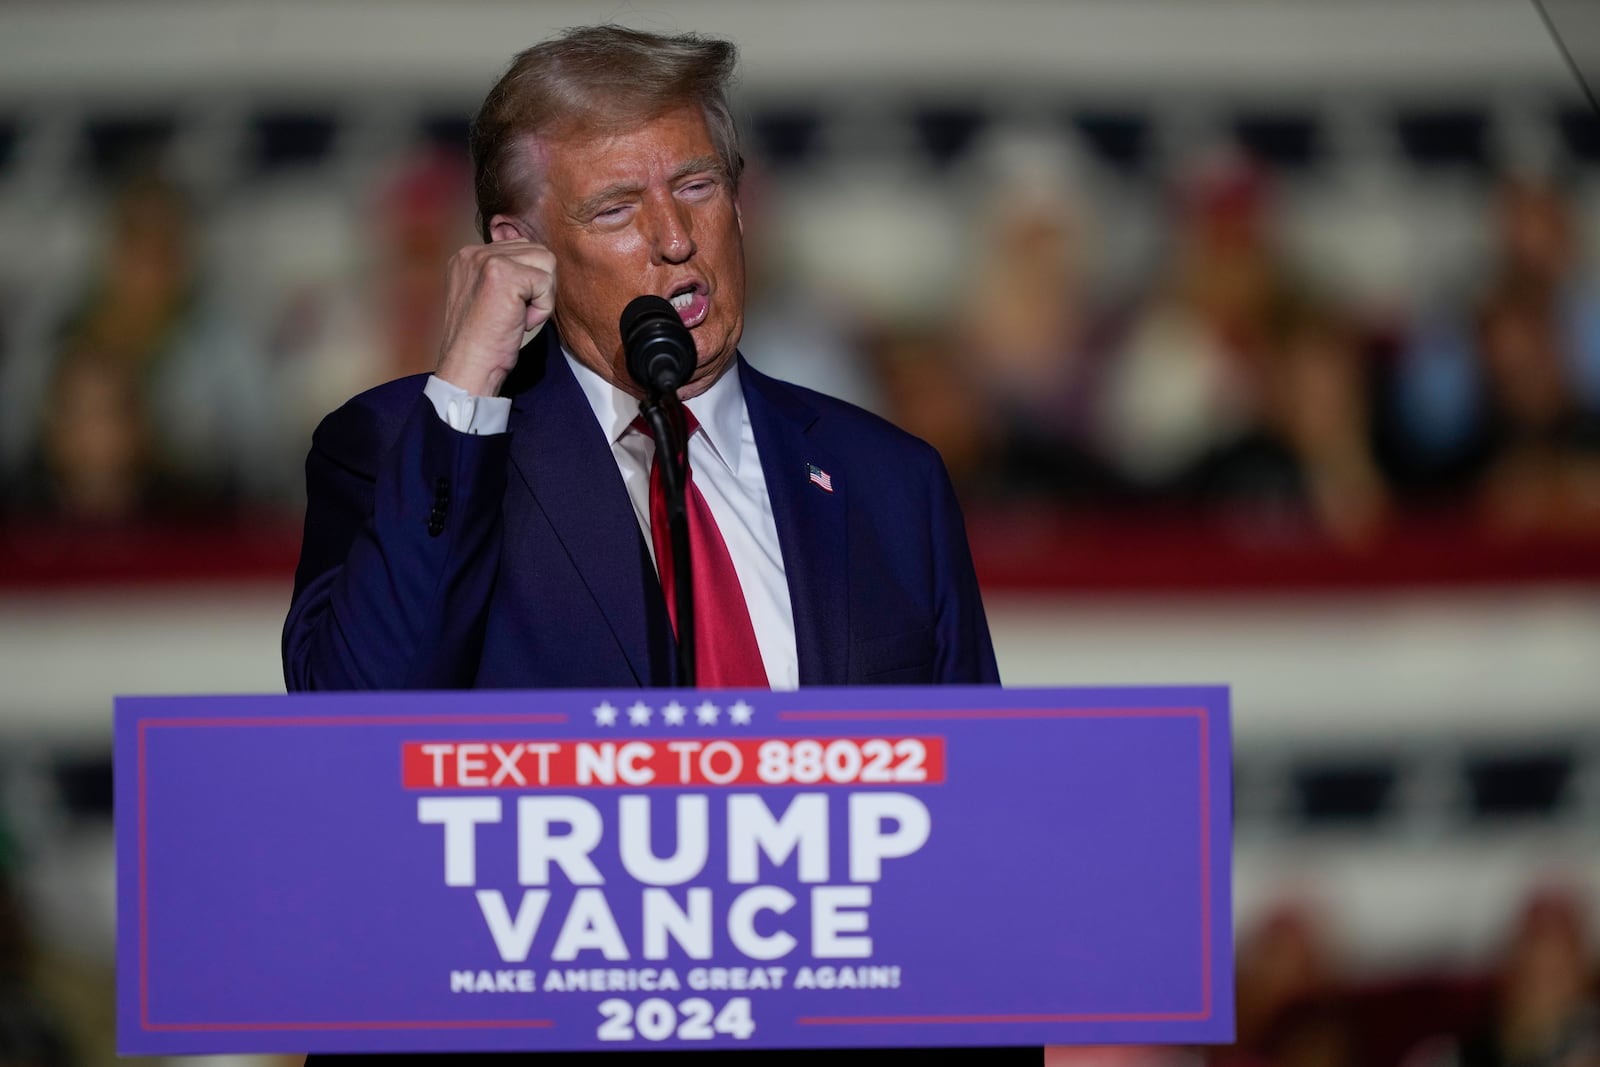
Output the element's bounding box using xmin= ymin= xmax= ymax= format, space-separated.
xmin=563 ymin=348 xmax=746 ymax=476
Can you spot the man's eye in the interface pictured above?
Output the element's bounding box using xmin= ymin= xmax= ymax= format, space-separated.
xmin=680 ymin=180 xmax=716 ymax=198
xmin=595 ymin=205 xmax=630 ymax=221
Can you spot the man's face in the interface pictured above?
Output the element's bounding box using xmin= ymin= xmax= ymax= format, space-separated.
xmin=530 ymin=105 xmax=745 ymax=398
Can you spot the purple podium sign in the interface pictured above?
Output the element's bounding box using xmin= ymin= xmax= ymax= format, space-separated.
xmin=115 ymin=685 xmax=1232 ymax=1054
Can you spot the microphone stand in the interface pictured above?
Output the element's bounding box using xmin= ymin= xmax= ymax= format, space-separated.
xmin=639 ymin=393 xmax=695 ymax=688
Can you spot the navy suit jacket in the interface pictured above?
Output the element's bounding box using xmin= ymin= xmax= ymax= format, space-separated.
xmin=283 ymin=330 xmax=998 ymax=692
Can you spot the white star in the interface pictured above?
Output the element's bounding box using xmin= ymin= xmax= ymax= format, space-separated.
xmin=662 ymin=701 xmax=687 ymax=726
xmin=728 ymin=700 xmax=754 ymax=725
xmin=593 ymin=701 xmax=618 ymax=726
xmin=628 ymin=701 xmax=652 ymax=726
xmin=695 ymin=700 xmax=720 ymax=725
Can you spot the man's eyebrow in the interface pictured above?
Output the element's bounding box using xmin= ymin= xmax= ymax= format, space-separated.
xmin=573 ymin=180 xmax=644 ymax=220
xmin=670 ymin=155 xmax=723 ymax=182
xmin=571 ymin=157 xmax=725 ymax=220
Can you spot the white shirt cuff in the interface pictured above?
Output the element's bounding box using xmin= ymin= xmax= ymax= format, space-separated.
xmin=423 ymin=375 xmax=512 ymax=435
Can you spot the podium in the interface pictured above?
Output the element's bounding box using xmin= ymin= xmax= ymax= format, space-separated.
xmin=115 ymin=685 xmax=1233 ymax=1054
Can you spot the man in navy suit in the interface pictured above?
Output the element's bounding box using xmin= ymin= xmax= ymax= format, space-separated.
xmin=284 ymin=24 xmax=1019 ymax=1065
xmin=284 ymin=23 xmax=997 ymax=697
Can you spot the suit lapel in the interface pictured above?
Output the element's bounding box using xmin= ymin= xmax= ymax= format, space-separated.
xmin=741 ymin=358 xmax=850 ymax=685
xmin=503 ymin=333 xmax=673 ymax=685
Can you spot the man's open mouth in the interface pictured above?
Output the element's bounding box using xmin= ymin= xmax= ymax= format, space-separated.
xmin=667 ymin=282 xmax=709 ymax=328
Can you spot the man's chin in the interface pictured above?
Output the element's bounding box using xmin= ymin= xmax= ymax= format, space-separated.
xmin=677 ymin=352 xmax=737 ymax=400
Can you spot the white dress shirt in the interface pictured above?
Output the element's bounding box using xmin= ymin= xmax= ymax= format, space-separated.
xmin=424 ymin=357 xmax=799 ymax=690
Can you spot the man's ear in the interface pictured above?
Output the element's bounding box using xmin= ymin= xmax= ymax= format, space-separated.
xmin=489 ymin=214 xmax=533 ymax=243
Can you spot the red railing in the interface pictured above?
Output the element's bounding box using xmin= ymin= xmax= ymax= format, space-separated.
xmin=2 ymin=509 xmax=1598 ymax=592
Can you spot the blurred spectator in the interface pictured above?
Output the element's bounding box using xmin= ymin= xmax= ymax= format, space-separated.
xmin=0 ymin=828 xmax=77 ymax=1067
xmin=872 ymin=324 xmax=996 ymax=496
xmin=1234 ymin=901 xmax=1343 ymax=1057
xmin=1092 ymin=149 xmax=1394 ymax=543
xmin=1493 ymin=176 xmax=1600 ymax=396
xmin=371 ymin=147 xmax=474 ymax=382
xmin=1472 ymin=278 xmax=1600 ymax=536
xmin=21 ymin=350 xmax=162 ymax=522
xmin=1187 ymin=303 xmax=1391 ymax=547
xmin=1097 ymin=151 xmax=1309 ymax=495
xmin=274 ymin=146 xmax=476 ymax=443
xmin=1405 ymin=887 xmax=1600 ymax=1067
xmin=952 ymin=131 xmax=1121 ymax=505
xmin=1387 ymin=174 xmax=1600 ymax=529
xmin=31 ymin=171 xmax=283 ymax=516
xmin=1256 ymin=997 xmax=1358 ymax=1067
xmin=738 ymin=163 xmax=884 ymax=413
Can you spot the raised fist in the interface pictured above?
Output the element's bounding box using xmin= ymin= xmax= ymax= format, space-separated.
xmin=434 ymin=239 xmax=557 ymax=397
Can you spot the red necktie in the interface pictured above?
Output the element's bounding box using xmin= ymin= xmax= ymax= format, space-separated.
xmin=641 ymin=410 xmax=770 ymax=689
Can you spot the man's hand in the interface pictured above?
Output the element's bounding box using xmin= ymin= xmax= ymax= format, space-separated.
xmin=434 ymin=240 xmax=557 ymax=397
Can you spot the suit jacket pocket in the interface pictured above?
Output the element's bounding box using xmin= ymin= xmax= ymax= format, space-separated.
xmin=855 ymin=626 xmax=935 ymax=682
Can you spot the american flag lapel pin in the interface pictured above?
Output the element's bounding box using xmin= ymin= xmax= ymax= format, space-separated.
xmin=807 ymin=463 xmax=834 ymax=493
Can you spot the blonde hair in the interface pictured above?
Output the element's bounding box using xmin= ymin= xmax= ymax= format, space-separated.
xmin=469 ymin=24 xmax=743 ymax=240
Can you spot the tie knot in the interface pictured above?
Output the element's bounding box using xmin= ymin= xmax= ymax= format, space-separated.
xmin=631 ymin=407 xmax=700 ymax=438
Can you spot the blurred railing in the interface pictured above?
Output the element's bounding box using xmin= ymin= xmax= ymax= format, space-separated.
xmin=3 ymin=510 xmax=1597 ymax=591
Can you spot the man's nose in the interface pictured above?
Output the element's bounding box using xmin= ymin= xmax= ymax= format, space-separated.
xmin=647 ymin=196 xmax=696 ymax=265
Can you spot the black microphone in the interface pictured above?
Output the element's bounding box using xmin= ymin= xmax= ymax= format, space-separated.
xmin=620 ymin=294 xmax=697 ymax=686
xmin=620 ymin=295 xmax=696 ymax=397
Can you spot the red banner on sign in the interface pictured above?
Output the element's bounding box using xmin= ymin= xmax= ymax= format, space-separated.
xmin=400 ymin=737 xmax=947 ymax=789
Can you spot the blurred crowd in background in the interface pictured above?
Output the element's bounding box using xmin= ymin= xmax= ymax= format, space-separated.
xmin=4 ymin=93 xmax=1600 ymax=551
xmin=1047 ymin=885 xmax=1600 ymax=1067
xmin=2 ymin=101 xmax=1598 ymax=1064
xmin=3 ymin=3 xmax=1600 ymax=1064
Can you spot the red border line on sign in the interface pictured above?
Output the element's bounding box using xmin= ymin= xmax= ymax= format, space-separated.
xmin=1200 ymin=706 xmax=1212 ymax=1021
xmin=778 ymin=705 xmax=1215 ymax=1029
xmin=136 ymin=704 xmax=1218 ymax=1035
xmin=798 ymin=1011 xmax=1212 ymax=1025
xmin=138 ymin=719 xmax=150 ymax=1030
xmin=141 ymin=713 xmax=569 ymax=729
xmin=141 ymin=1019 xmax=554 ymax=1032
xmin=777 ymin=706 xmax=1200 ymax=721
xmin=137 ymin=712 xmax=567 ymax=1034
